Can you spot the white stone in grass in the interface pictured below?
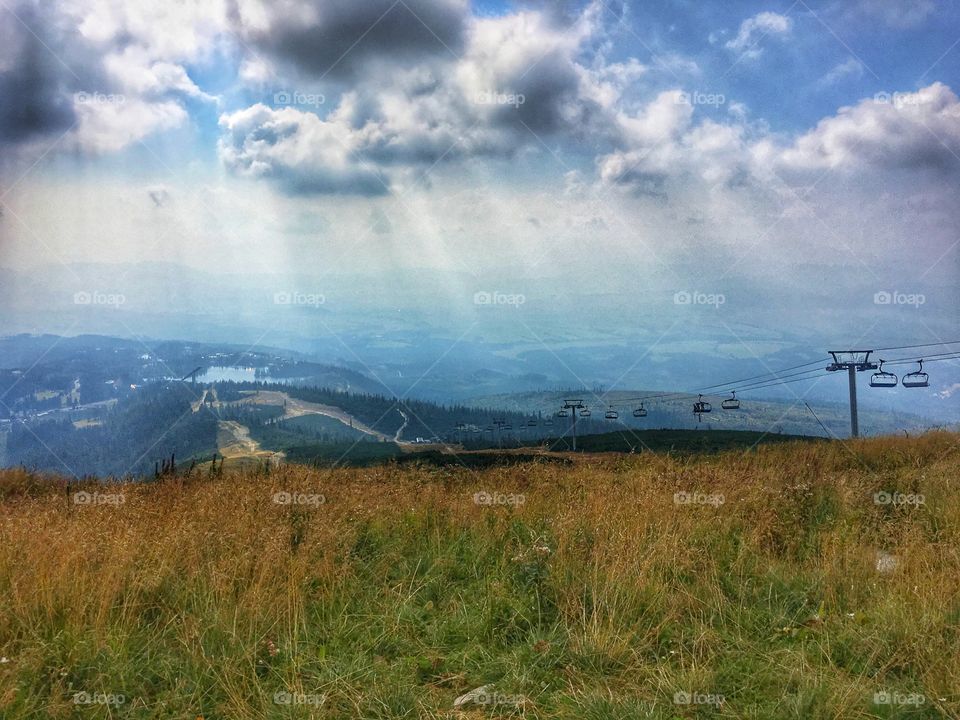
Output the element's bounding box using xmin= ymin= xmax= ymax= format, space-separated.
xmin=454 ymin=685 xmax=492 ymax=708
xmin=876 ymin=550 xmax=898 ymax=573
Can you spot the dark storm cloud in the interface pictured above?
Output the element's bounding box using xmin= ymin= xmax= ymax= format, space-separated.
xmin=483 ymin=56 xmax=588 ymax=136
xmin=236 ymin=0 xmax=469 ymax=79
xmin=0 ymin=4 xmax=76 ymax=143
xmin=217 ymin=0 xmax=618 ymax=196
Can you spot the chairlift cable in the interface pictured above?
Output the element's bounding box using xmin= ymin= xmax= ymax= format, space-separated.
xmin=872 ymin=340 xmax=960 ymax=352
xmin=878 ymin=352 xmax=960 ymax=365
xmin=734 ymin=372 xmax=831 ymax=394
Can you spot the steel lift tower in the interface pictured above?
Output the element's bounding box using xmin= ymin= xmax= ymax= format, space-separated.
xmin=826 ymin=350 xmax=877 ymax=438
xmin=561 ymin=399 xmax=586 ymax=451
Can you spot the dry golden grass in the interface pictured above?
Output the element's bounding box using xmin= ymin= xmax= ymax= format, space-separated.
xmin=0 ymin=432 xmax=958 ymax=718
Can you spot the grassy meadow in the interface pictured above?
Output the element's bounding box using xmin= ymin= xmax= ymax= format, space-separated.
xmin=0 ymin=432 xmax=958 ymax=718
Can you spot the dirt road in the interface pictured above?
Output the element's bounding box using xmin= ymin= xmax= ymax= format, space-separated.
xmin=243 ymin=390 xmax=396 ymax=442
xmin=217 ymin=420 xmax=283 ymax=464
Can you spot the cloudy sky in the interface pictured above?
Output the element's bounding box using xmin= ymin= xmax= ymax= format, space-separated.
xmin=0 ymin=0 xmax=958 ymax=363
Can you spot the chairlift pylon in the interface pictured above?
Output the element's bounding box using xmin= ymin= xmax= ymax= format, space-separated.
xmin=869 ymin=360 xmax=898 ymax=388
xmin=902 ymin=359 xmax=929 ymax=388
xmin=721 ymin=391 xmax=740 ymax=410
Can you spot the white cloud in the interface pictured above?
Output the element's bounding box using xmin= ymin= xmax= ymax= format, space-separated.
xmin=598 ymin=81 xmax=960 ymax=197
xmin=818 ymin=58 xmax=864 ymax=87
xmin=598 ymin=92 xmax=750 ymax=195
xmin=938 ymin=383 xmax=960 ymax=399
xmin=776 ymin=83 xmax=960 ymax=172
xmin=725 ymin=12 xmax=792 ymax=58
xmin=66 ymin=0 xmax=228 ymax=60
xmin=73 ymin=96 xmax=186 ymax=153
xmin=103 ymin=49 xmax=217 ymax=103
xmin=238 ymin=58 xmax=274 ymax=86
xmin=217 ymin=103 xmax=389 ymax=196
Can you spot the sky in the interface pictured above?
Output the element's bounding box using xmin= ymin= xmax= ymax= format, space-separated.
xmin=0 ymin=0 xmax=958 ymax=381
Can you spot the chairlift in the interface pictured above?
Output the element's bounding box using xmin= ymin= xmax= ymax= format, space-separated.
xmin=604 ymin=407 xmax=619 ymax=420
xmin=902 ymin=359 xmax=929 ymax=388
xmin=633 ymin=402 xmax=647 ymax=418
xmin=693 ymin=394 xmax=712 ymax=414
xmin=579 ymin=408 xmax=591 ymax=417
xmin=557 ymin=409 xmax=569 ymax=418
xmin=869 ymin=360 xmax=898 ymax=388
xmin=503 ymin=424 xmax=513 ymax=431
xmin=721 ymin=391 xmax=740 ymax=410
xmin=527 ymin=418 xmax=538 ymax=427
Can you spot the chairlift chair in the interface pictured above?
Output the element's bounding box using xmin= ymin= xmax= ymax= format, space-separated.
xmin=527 ymin=418 xmax=538 ymax=427
xmin=579 ymin=408 xmax=591 ymax=417
xmin=543 ymin=418 xmax=554 ymax=427
xmin=694 ymin=394 xmax=712 ymax=413
xmin=721 ymin=391 xmax=740 ymax=410
xmin=557 ymin=409 xmax=569 ymax=418
xmin=902 ymin=360 xmax=929 ymax=388
xmin=604 ymin=407 xmax=619 ymax=420
xmin=869 ymin=360 xmax=898 ymax=388
xmin=632 ymin=402 xmax=648 ymax=418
